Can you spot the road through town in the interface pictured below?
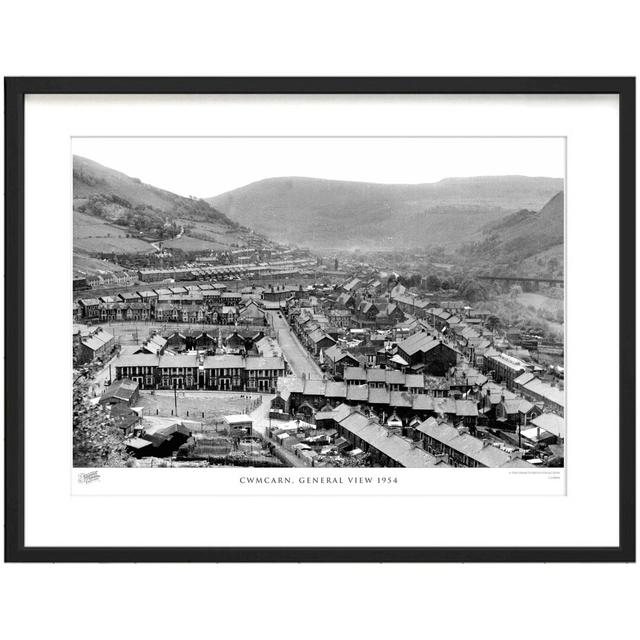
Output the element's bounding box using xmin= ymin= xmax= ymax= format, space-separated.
xmin=266 ymin=311 xmax=323 ymax=380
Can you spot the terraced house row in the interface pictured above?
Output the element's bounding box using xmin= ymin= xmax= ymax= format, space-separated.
xmin=74 ymin=288 xmax=268 ymax=326
xmin=281 ymin=376 xmax=481 ymax=427
xmin=114 ymin=353 xmax=286 ymax=392
xmin=313 ymin=403 xmax=532 ymax=468
xmin=136 ymin=258 xmax=316 ymax=282
xmin=278 ymin=365 xmax=564 ymax=445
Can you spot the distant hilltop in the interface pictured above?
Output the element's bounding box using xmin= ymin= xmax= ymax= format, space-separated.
xmin=207 ymin=175 xmax=564 ymax=250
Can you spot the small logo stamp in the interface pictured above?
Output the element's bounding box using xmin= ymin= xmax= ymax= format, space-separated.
xmin=78 ymin=470 xmax=101 ymax=484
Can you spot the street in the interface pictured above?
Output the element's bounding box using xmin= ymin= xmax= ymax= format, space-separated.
xmin=266 ymin=311 xmax=323 ymax=380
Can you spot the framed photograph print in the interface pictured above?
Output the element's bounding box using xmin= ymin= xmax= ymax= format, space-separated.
xmin=4 ymin=77 xmax=635 ymax=562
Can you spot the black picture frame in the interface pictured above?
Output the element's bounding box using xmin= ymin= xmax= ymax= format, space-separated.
xmin=4 ymin=77 xmax=636 ymax=563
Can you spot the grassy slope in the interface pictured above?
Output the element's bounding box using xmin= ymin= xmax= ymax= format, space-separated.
xmin=74 ymin=155 xmax=229 ymax=222
xmin=73 ymin=211 xmax=155 ymax=254
xmin=464 ymin=191 xmax=564 ymax=277
xmin=73 ymin=155 xmax=249 ymax=255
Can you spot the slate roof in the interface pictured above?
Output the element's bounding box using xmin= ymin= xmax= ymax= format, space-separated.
xmin=158 ymin=354 xmax=199 ymax=368
xmin=115 ymin=354 xmax=161 ymax=368
xmin=416 ymin=419 xmax=529 ymax=468
xmin=389 ymin=391 xmax=413 ymax=408
xmin=338 ymin=412 xmax=445 ymax=468
xmin=344 ymin=367 xmax=367 ymax=382
xmin=404 ymin=374 xmax=424 ymax=388
xmin=396 ymin=332 xmax=440 ymax=356
xmin=99 ymin=378 xmax=139 ymax=403
xmin=346 ymin=384 xmax=369 ymax=402
xmin=366 ymin=368 xmax=386 ymax=383
xmin=244 ymin=357 xmax=285 ymax=371
xmin=368 ymin=388 xmax=391 ymax=405
xmin=202 ymin=355 xmax=245 ymax=369
xmin=454 ymin=399 xmax=479 ymax=417
xmin=523 ymin=379 xmax=565 ymax=408
xmin=531 ymin=413 xmax=565 ymax=438
xmin=411 ymin=395 xmax=435 ymax=411
xmin=303 ymin=379 xmax=327 ymax=396
xmin=325 ymin=382 xmax=348 ymax=398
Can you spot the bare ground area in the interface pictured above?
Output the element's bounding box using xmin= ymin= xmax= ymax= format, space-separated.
xmin=137 ymin=390 xmax=262 ymax=426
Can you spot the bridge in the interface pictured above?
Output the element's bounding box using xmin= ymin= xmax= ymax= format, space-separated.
xmin=477 ymin=275 xmax=564 ymax=289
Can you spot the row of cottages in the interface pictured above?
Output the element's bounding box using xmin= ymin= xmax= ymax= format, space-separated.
xmin=165 ymin=329 xmax=265 ymax=354
xmin=415 ymin=418 xmax=532 ymax=468
xmin=77 ymin=270 xmax=134 ymax=289
xmin=154 ymin=288 xmax=236 ymax=306
xmin=353 ymin=300 xmax=406 ymax=328
xmin=78 ymin=280 xmax=229 ymax=306
xmin=513 ymin=371 xmax=565 ymax=417
xmin=389 ymin=289 xmax=472 ymax=322
xmin=483 ymin=351 xmax=531 ymax=390
xmin=153 ymin=300 xmax=265 ymax=325
xmin=325 ymin=409 xmax=450 ymax=468
xmin=155 ymin=303 xmax=208 ymax=324
xmin=114 ymin=353 xmax=286 ymax=392
xmin=97 ymin=302 xmax=151 ymax=323
xmin=427 ymin=307 xmax=461 ymax=331
xmin=77 ymin=327 xmax=115 ymax=364
xmin=280 ymin=377 xmax=480 ymax=428
xmin=394 ymin=331 xmax=459 ymax=376
xmin=74 ymin=284 xmax=239 ymax=321
xmin=390 ymin=293 xmax=431 ymax=318
xmin=137 ymin=267 xmax=195 ymax=282
xmin=291 ymin=312 xmax=338 ymax=356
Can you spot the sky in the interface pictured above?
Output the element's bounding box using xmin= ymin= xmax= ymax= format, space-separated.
xmin=72 ymin=137 xmax=565 ymax=199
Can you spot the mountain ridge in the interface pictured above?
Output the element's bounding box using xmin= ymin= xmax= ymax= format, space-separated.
xmin=461 ymin=190 xmax=564 ymax=275
xmin=207 ymin=175 xmax=564 ymax=249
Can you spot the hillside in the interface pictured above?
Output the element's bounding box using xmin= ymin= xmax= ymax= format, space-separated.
xmin=462 ymin=191 xmax=564 ymax=276
xmin=73 ymin=155 xmax=253 ymax=254
xmin=207 ymin=175 xmax=563 ymax=249
xmin=74 ymin=155 xmax=232 ymax=223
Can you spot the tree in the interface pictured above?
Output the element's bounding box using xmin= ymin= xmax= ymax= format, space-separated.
xmin=458 ymin=278 xmax=488 ymax=303
xmin=486 ymin=315 xmax=501 ymax=331
xmin=425 ymin=274 xmax=441 ymax=291
xmin=73 ymin=381 xmax=128 ymax=467
xmin=440 ymin=277 xmax=455 ymax=290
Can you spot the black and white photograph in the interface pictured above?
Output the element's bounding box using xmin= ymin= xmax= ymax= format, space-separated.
xmin=72 ymin=136 xmax=566 ymax=472
xmin=6 ymin=76 xmax=632 ymax=563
